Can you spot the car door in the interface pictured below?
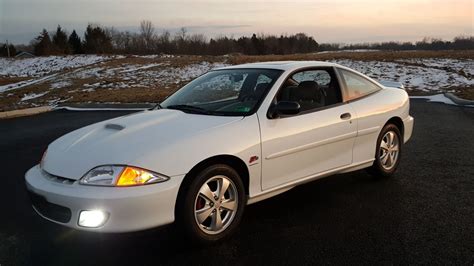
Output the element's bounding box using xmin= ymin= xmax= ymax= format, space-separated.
xmin=337 ymin=67 xmax=386 ymax=164
xmin=259 ymin=67 xmax=358 ymax=190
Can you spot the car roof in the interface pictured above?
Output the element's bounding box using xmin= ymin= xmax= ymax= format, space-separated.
xmin=216 ymin=61 xmax=340 ymax=71
xmin=215 ymin=60 xmax=387 ymax=89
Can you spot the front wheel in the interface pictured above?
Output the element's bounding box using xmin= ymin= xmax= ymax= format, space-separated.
xmin=368 ymin=124 xmax=402 ymax=177
xmin=176 ymin=164 xmax=245 ymax=244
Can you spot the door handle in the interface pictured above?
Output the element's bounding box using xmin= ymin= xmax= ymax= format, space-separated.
xmin=340 ymin=113 xmax=351 ymax=120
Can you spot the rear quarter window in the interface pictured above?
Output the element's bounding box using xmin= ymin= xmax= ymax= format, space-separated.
xmin=339 ymin=69 xmax=381 ymax=101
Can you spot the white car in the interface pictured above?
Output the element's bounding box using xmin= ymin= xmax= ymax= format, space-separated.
xmin=26 ymin=61 xmax=414 ymax=243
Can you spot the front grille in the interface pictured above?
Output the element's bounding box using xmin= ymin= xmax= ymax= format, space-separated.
xmin=42 ymin=170 xmax=76 ymax=185
xmin=28 ymin=191 xmax=72 ymax=223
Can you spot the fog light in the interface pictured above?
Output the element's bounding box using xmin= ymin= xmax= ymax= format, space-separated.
xmin=78 ymin=210 xmax=108 ymax=228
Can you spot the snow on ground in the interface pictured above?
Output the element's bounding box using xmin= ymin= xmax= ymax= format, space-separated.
xmin=58 ymin=61 xmax=229 ymax=91
xmin=333 ymin=59 xmax=473 ymax=91
xmin=394 ymin=58 xmax=474 ymax=76
xmin=120 ymin=63 xmax=163 ymax=73
xmin=132 ymin=54 xmax=176 ymax=59
xmin=0 ymin=54 xmax=472 ymax=111
xmin=317 ymin=49 xmax=380 ymax=54
xmin=1 ymin=54 xmax=470 ymax=94
xmin=0 ymin=74 xmax=58 ymax=93
xmin=21 ymin=91 xmax=49 ymax=101
xmin=0 ymin=55 xmax=123 ymax=77
xmin=5 ymin=60 xmax=229 ymax=95
xmin=50 ymin=80 xmax=72 ymax=89
xmin=410 ymin=94 xmax=473 ymax=107
xmin=154 ymin=62 xmax=228 ymax=83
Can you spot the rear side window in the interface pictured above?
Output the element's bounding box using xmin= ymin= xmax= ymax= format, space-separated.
xmin=339 ymin=69 xmax=381 ymax=101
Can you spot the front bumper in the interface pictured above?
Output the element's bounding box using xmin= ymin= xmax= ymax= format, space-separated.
xmin=25 ymin=165 xmax=185 ymax=233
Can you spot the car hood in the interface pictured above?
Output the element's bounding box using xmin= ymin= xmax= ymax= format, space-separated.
xmin=42 ymin=109 xmax=243 ymax=179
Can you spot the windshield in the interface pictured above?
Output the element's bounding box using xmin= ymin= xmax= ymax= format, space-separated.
xmin=160 ymin=68 xmax=283 ymax=116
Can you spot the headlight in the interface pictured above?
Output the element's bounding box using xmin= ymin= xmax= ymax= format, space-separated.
xmin=80 ymin=165 xmax=169 ymax=186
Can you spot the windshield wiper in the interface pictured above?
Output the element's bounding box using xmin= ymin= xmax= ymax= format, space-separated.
xmin=165 ymin=104 xmax=212 ymax=114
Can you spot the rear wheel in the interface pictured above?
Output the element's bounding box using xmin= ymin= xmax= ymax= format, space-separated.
xmin=176 ymin=164 xmax=245 ymax=244
xmin=368 ymin=124 xmax=402 ymax=177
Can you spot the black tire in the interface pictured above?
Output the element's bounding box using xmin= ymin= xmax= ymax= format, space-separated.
xmin=176 ymin=164 xmax=245 ymax=244
xmin=368 ymin=123 xmax=402 ymax=178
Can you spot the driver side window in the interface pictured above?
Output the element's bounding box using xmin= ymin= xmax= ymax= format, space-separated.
xmin=276 ymin=68 xmax=343 ymax=113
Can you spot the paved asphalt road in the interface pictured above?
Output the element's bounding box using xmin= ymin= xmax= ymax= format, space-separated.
xmin=0 ymin=100 xmax=473 ymax=265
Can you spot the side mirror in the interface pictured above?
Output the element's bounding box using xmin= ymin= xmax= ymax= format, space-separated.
xmin=269 ymin=101 xmax=301 ymax=118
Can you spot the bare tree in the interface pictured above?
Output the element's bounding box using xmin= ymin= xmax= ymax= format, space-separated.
xmin=156 ymin=30 xmax=174 ymax=54
xmin=177 ymin=27 xmax=187 ymax=41
xmin=175 ymin=27 xmax=188 ymax=53
xmin=140 ymin=20 xmax=155 ymax=52
xmin=188 ymin=33 xmax=207 ymax=54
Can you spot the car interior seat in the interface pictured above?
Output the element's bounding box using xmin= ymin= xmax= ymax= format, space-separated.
xmin=288 ymin=81 xmax=325 ymax=111
xmin=324 ymin=78 xmax=342 ymax=105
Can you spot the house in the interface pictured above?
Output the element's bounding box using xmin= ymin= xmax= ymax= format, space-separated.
xmin=15 ymin=51 xmax=35 ymax=59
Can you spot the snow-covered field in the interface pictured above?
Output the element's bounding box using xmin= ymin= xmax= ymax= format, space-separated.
xmin=0 ymin=57 xmax=227 ymax=93
xmin=0 ymin=54 xmax=472 ymax=111
xmin=0 ymin=55 xmax=123 ymax=77
xmin=334 ymin=59 xmax=473 ymax=92
xmin=64 ymin=61 xmax=227 ymax=92
xmin=395 ymin=58 xmax=474 ymax=76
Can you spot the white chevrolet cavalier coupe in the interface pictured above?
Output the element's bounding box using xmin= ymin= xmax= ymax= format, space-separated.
xmin=26 ymin=61 xmax=414 ymax=243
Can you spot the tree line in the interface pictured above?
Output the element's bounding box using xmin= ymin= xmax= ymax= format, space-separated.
xmin=0 ymin=20 xmax=473 ymax=57
xmin=319 ymin=36 xmax=474 ymax=51
xmin=3 ymin=21 xmax=318 ymax=56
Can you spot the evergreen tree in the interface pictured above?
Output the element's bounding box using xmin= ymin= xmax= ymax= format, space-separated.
xmin=68 ymin=30 xmax=83 ymax=54
xmin=33 ymin=29 xmax=54 ymax=56
xmin=52 ymin=25 xmax=69 ymax=54
xmin=251 ymin=34 xmax=265 ymax=54
xmin=0 ymin=43 xmax=16 ymax=57
xmin=8 ymin=44 xmax=16 ymax=57
xmin=83 ymin=24 xmax=113 ymax=54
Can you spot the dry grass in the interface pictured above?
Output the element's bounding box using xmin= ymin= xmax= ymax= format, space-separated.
xmin=227 ymin=50 xmax=474 ymax=65
xmin=450 ymin=85 xmax=474 ymax=101
xmin=0 ymin=50 xmax=473 ymax=112
xmin=0 ymin=76 xmax=30 ymax=86
xmin=0 ymin=76 xmax=185 ymax=112
xmin=101 ymin=54 xmax=226 ymax=68
xmin=0 ymin=55 xmax=229 ymax=111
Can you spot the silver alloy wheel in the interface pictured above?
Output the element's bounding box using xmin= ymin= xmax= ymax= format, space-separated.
xmin=379 ymin=131 xmax=400 ymax=170
xmin=194 ymin=175 xmax=239 ymax=235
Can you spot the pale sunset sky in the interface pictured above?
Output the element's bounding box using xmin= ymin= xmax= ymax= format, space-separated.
xmin=0 ymin=0 xmax=472 ymax=44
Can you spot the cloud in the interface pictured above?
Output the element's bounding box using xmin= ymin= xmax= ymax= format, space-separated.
xmin=1 ymin=0 xmax=471 ymax=44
